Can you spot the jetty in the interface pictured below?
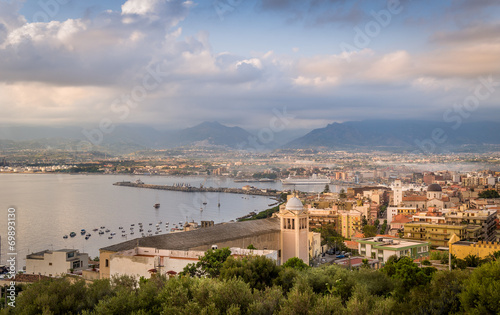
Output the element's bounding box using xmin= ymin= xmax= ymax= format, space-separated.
xmin=113 ymin=181 xmax=281 ymax=197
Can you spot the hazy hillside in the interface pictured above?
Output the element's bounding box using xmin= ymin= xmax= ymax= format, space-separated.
xmin=285 ymin=120 xmax=500 ymax=152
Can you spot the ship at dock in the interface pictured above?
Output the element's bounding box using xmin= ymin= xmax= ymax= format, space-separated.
xmin=281 ymin=174 xmax=330 ymax=185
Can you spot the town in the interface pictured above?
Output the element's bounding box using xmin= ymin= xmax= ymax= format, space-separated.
xmin=7 ymin=152 xmax=499 ymax=278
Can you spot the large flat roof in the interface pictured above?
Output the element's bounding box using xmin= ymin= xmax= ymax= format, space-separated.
xmin=100 ymin=218 xmax=280 ymax=253
xmin=358 ymin=237 xmax=430 ymax=250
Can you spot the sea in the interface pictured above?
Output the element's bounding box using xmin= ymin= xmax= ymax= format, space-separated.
xmin=0 ymin=174 xmax=341 ymax=268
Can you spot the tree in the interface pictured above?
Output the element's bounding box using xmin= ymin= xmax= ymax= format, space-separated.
xmin=181 ymin=248 xmax=232 ymax=278
xmin=381 ymin=256 xmax=432 ymax=291
xmin=247 ymin=244 xmax=257 ymax=250
xmin=323 ymin=184 xmax=330 ymax=193
xmin=220 ymin=256 xmax=281 ymax=290
xmin=361 ymin=215 xmax=368 ymax=227
xmin=380 ymin=220 xmax=388 ymax=235
xmin=478 ymin=190 xmax=500 ymax=199
xmin=460 ymin=260 xmax=500 ymax=314
xmin=361 ymin=259 xmax=370 ymax=269
xmin=464 ymin=254 xmax=480 ymax=267
xmin=374 ymin=219 xmax=380 ymax=228
xmin=282 ymin=257 xmax=309 ymax=271
xmin=362 ymin=225 xmax=377 ymax=238
xmin=314 ymin=224 xmax=347 ymax=252
xmin=339 ymin=189 xmax=347 ymax=199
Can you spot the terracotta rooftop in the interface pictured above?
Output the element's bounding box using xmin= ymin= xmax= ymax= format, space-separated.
xmin=101 ymin=218 xmax=280 ymax=253
xmin=11 ymin=274 xmax=51 ymax=283
xmin=391 ymin=214 xmax=412 ymax=224
xmin=344 ymin=240 xmax=359 ymax=249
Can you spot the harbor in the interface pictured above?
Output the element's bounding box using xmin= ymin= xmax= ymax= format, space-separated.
xmin=113 ymin=181 xmax=282 ymax=197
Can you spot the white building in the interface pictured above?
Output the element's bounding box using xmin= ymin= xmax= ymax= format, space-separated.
xmin=26 ymin=249 xmax=89 ymax=277
xmin=357 ymin=237 xmax=430 ymax=264
xmin=109 ymin=247 xmax=278 ymax=281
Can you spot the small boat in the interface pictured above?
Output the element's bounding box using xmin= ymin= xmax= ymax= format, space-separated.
xmin=202 ymin=202 xmax=207 ymax=205
xmin=149 ymin=223 xmax=153 ymax=226
xmin=80 ymin=229 xmax=86 ymax=235
xmin=69 ymin=232 xmax=76 ymax=237
xmin=63 ymin=235 xmax=68 ymax=239
xmin=130 ymin=227 xmax=134 ymax=230
xmin=86 ymin=233 xmax=91 ymax=237
xmin=108 ymin=236 xmax=113 ymax=239
xmin=156 ymin=224 xmax=159 ymax=227
xmin=130 ymin=232 xmax=134 ymax=235
xmin=154 ymin=203 xmax=160 ymax=209
xmin=119 ymin=227 xmax=123 ymax=230
xmin=218 ymin=203 xmax=221 ymax=207
xmin=148 ymin=229 xmax=152 ymax=233
xmin=99 ymin=231 xmax=104 ymax=235
xmin=131 ymin=224 xmax=135 ymax=226
xmin=100 ymin=226 xmax=105 ymax=229
xmin=105 ymin=229 xmax=110 ymax=233
xmin=93 ymin=228 xmax=98 ymax=232
xmin=110 ymin=232 xmax=116 ymax=236
xmin=85 ymin=236 xmax=90 ymax=240
xmin=155 ymin=231 xmax=159 ymax=235
xmin=158 ymin=221 xmax=162 ymax=224
xmin=139 ymin=229 xmax=143 ymax=232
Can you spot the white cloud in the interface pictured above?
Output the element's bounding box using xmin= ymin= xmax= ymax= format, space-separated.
xmin=0 ymin=1 xmax=499 ymax=129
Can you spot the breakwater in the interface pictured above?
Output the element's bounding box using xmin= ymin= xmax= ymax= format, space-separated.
xmin=113 ymin=181 xmax=281 ymax=197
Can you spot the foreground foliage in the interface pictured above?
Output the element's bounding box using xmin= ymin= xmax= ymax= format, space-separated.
xmin=3 ymin=257 xmax=500 ymax=314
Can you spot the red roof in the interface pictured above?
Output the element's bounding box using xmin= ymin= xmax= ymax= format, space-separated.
xmin=344 ymin=240 xmax=359 ymax=249
xmin=391 ymin=214 xmax=412 ymax=224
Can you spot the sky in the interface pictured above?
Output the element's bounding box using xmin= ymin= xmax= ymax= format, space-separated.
xmin=1 ymin=0 xmax=500 ymax=132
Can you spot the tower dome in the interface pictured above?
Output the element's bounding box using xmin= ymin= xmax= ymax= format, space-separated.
xmin=285 ymin=197 xmax=304 ymax=211
xmin=427 ymin=184 xmax=442 ymax=192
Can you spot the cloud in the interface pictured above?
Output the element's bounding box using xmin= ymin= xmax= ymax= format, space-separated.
xmin=256 ymin=0 xmax=369 ymax=27
xmin=0 ymin=0 xmax=500 ymax=130
xmin=430 ymin=23 xmax=500 ymax=45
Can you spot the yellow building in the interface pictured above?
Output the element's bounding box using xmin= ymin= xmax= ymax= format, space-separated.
xmin=404 ymin=222 xmax=467 ymax=247
xmin=339 ymin=210 xmax=362 ymax=239
xmin=449 ymin=234 xmax=500 ymax=259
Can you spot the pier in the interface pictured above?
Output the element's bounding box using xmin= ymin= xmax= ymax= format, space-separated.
xmin=113 ymin=181 xmax=282 ymax=197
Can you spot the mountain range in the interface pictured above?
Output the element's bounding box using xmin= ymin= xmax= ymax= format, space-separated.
xmin=1 ymin=120 xmax=500 ymax=154
xmin=285 ymin=120 xmax=500 ymax=152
